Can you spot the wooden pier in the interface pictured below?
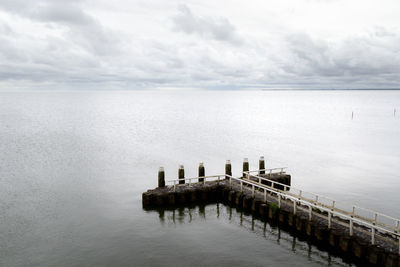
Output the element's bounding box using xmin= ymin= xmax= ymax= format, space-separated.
xmin=142 ymin=158 xmax=400 ymax=267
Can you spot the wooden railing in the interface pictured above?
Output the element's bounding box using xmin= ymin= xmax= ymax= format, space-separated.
xmin=166 ymin=170 xmax=400 ymax=254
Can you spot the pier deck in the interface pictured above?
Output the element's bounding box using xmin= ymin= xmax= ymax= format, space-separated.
xmin=142 ymin=162 xmax=400 ymax=267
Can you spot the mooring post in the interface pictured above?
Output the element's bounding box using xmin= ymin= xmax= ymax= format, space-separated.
xmin=158 ymin=167 xmax=165 ymax=188
xmin=259 ymin=156 xmax=265 ymax=175
xmin=198 ymin=162 xmax=205 ymax=183
xmin=225 ymin=160 xmax=232 ymax=179
xmin=178 ymin=165 xmax=185 ymax=184
xmin=243 ymin=158 xmax=249 ymax=178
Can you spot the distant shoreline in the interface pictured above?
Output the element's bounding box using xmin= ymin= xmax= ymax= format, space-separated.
xmin=261 ymin=88 xmax=400 ymax=91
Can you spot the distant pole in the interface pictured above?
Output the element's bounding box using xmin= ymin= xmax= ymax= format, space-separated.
xmin=351 ymin=111 xmax=354 ymax=120
xmin=259 ymin=156 xmax=265 ymax=175
xmin=225 ymin=160 xmax=232 ymax=179
xmin=395 ymin=108 xmax=396 ymax=117
xmin=198 ymin=162 xmax=205 ymax=183
xmin=243 ymin=158 xmax=249 ymax=178
xmin=178 ymin=165 xmax=185 ymax=184
xmin=158 ymin=167 xmax=165 ymax=188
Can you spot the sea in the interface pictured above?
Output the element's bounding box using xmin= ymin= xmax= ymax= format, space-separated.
xmin=1 ymin=90 xmax=399 ymax=266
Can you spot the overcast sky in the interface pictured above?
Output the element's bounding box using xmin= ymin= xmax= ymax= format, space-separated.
xmin=0 ymin=0 xmax=399 ymax=90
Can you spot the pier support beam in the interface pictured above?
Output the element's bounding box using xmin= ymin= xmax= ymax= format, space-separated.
xmin=178 ymin=165 xmax=185 ymax=184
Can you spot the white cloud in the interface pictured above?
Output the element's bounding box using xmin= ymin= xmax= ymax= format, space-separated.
xmin=0 ymin=0 xmax=399 ymax=90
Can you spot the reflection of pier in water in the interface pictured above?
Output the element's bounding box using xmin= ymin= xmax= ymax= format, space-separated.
xmin=149 ymin=204 xmax=355 ymax=267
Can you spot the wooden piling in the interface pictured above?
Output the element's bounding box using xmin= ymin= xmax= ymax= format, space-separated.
xmin=225 ymin=160 xmax=232 ymax=179
xmin=243 ymin=158 xmax=249 ymax=178
xmin=228 ymin=190 xmax=237 ymax=204
xmin=235 ymin=193 xmax=244 ymax=206
xmin=339 ymin=236 xmax=352 ymax=253
xmin=178 ymin=165 xmax=185 ymax=185
xmin=158 ymin=167 xmax=165 ymax=188
xmin=259 ymin=203 xmax=268 ymax=218
xmin=198 ymin=162 xmax=205 ymax=183
xmin=259 ymin=156 xmax=265 ymax=175
xmin=243 ymin=195 xmax=253 ymax=210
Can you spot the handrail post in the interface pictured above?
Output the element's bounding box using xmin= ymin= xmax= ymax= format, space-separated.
xmin=293 ymin=200 xmax=297 ymax=215
xmin=229 ymin=176 xmax=232 ymax=189
xmin=332 ymin=200 xmax=335 ymax=210
xmin=264 ymin=189 xmax=267 ymax=202
xmin=396 ymin=220 xmax=399 ymax=233
xmin=373 ymin=213 xmax=377 ymax=224
xmin=240 ymin=181 xmax=243 ymax=193
xmin=349 ymin=218 xmax=353 ymax=236
xmin=328 ymin=211 xmax=332 ymax=229
xmin=371 ymin=228 xmax=375 ymax=245
xmin=278 ymin=194 xmax=281 ymax=208
xmin=252 ymin=184 xmax=255 ymax=197
xmin=308 ymin=205 xmax=312 ymax=221
xmin=314 ymin=195 xmax=318 ymax=204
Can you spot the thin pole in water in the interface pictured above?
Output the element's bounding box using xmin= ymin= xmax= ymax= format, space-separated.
xmin=351 ymin=111 xmax=354 ymax=120
xmin=395 ymin=108 xmax=396 ymax=117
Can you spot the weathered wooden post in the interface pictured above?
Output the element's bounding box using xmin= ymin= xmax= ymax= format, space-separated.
xmin=243 ymin=158 xmax=249 ymax=178
xmin=225 ymin=160 xmax=232 ymax=179
xmin=259 ymin=156 xmax=265 ymax=175
xmin=178 ymin=165 xmax=185 ymax=184
xmin=199 ymin=162 xmax=205 ymax=183
xmin=158 ymin=166 xmax=165 ymax=187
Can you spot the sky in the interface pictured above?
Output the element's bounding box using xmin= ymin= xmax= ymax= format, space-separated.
xmin=0 ymin=0 xmax=399 ymax=90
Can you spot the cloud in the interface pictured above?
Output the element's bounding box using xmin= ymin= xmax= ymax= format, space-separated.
xmin=0 ymin=0 xmax=399 ymax=90
xmin=172 ymin=5 xmax=243 ymax=45
xmin=0 ymin=0 xmax=120 ymax=56
xmin=281 ymin=30 xmax=400 ymax=82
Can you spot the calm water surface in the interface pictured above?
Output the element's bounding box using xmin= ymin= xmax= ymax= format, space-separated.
xmin=1 ymin=90 xmax=399 ymax=266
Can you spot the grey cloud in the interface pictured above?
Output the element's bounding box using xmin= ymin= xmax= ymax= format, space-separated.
xmin=31 ymin=2 xmax=94 ymax=25
xmin=282 ymin=30 xmax=400 ymax=83
xmin=0 ymin=20 xmax=13 ymax=35
xmin=0 ymin=0 xmax=120 ymax=56
xmin=0 ymin=1 xmax=399 ymax=90
xmin=172 ymin=5 xmax=243 ymax=45
xmin=0 ymin=0 xmax=83 ymax=21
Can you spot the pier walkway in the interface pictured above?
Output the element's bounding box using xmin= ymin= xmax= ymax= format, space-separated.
xmin=143 ymin=159 xmax=400 ymax=266
xmin=166 ymin=167 xmax=400 ymax=256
